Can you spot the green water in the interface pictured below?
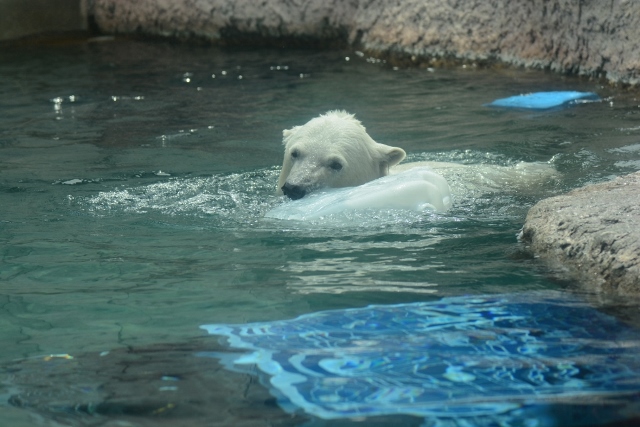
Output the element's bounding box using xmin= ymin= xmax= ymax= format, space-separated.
xmin=1 ymin=39 xmax=640 ymax=426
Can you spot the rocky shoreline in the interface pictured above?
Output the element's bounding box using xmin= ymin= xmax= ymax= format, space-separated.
xmin=521 ymin=172 xmax=640 ymax=296
xmin=88 ymin=0 xmax=640 ymax=85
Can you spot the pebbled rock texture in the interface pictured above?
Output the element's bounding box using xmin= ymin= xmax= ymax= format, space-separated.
xmin=521 ymin=172 xmax=640 ymax=296
xmin=89 ymin=0 xmax=640 ymax=85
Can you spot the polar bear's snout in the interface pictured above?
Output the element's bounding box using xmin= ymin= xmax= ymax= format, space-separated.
xmin=281 ymin=182 xmax=307 ymax=200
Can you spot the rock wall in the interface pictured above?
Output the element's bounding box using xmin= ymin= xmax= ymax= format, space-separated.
xmin=89 ymin=0 xmax=640 ymax=85
xmin=521 ymin=172 xmax=640 ymax=296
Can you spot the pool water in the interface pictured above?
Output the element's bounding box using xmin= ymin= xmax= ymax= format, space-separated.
xmin=1 ymin=38 xmax=640 ymax=426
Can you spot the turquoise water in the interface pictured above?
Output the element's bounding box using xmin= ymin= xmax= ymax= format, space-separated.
xmin=1 ymin=39 xmax=640 ymax=426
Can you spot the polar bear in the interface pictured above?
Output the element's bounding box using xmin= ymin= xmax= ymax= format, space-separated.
xmin=277 ymin=110 xmax=557 ymax=200
xmin=277 ymin=110 xmax=406 ymax=199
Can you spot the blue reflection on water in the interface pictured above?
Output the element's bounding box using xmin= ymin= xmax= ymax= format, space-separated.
xmin=201 ymin=291 xmax=640 ymax=426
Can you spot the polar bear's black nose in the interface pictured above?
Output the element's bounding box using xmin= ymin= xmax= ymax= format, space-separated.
xmin=282 ymin=183 xmax=306 ymax=200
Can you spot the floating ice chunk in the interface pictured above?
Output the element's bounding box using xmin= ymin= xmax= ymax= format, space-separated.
xmin=485 ymin=91 xmax=599 ymax=110
xmin=61 ymin=179 xmax=83 ymax=185
xmin=265 ymin=167 xmax=451 ymax=221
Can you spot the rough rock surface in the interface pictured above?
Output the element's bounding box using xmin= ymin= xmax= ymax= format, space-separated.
xmin=521 ymin=172 xmax=640 ymax=296
xmin=89 ymin=0 xmax=640 ymax=84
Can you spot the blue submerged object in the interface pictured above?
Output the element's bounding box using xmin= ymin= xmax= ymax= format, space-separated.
xmin=201 ymin=291 xmax=640 ymax=425
xmin=486 ymin=91 xmax=600 ymax=110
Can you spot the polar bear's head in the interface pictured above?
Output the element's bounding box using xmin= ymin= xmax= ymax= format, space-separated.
xmin=277 ymin=111 xmax=406 ymax=199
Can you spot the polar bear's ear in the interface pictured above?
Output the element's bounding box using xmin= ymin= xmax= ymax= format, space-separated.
xmin=378 ymin=145 xmax=406 ymax=175
xmin=282 ymin=126 xmax=301 ymax=145
xmin=382 ymin=146 xmax=406 ymax=166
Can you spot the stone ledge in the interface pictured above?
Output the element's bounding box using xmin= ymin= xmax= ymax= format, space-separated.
xmin=521 ymin=172 xmax=640 ymax=296
xmin=89 ymin=0 xmax=640 ymax=85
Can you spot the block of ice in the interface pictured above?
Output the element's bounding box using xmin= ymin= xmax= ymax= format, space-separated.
xmin=486 ymin=91 xmax=599 ymax=110
xmin=265 ymin=167 xmax=451 ymax=221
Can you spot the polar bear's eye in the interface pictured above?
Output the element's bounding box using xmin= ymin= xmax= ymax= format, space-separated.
xmin=291 ymin=149 xmax=300 ymax=159
xmin=329 ymin=160 xmax=343 ymax=171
